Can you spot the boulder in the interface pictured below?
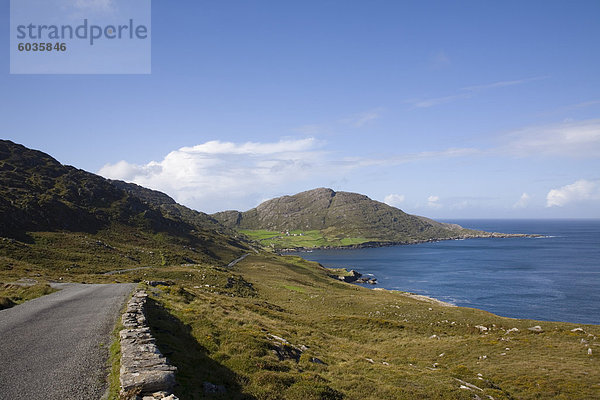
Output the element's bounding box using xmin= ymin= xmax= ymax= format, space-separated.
xmin=271 ymin=343 xmax=302 ymax=361
xmin=121 ymin=370 xmax=176 ymax=394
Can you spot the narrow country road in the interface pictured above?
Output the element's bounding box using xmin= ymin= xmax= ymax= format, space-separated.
xmin=0 ymin=283 xmax=136 ymax=400
xmin=227 ymin=253 xmax=250 ymax=268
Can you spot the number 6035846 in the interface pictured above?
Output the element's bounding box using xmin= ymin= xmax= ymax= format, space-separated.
xmin=18 ymin=42 xmax=67 ymax=52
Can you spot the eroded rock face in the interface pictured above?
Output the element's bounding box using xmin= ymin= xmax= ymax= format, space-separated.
xmin=120 ymin=290 xmax=178 ymax=400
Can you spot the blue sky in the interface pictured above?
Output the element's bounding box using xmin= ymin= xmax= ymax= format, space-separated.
xmin=2 ymin=0 xmax=600 ymax=217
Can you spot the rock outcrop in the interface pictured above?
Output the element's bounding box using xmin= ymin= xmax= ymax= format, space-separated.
xmin=331 ymin=269 xmax=377 ymax=285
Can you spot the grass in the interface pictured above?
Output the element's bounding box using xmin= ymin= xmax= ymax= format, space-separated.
xmin=282 ymin=285 xmax=306 ymax=293
xmin=107 ymin=318 xmax=124 ymax=400
xmin=0 ymin=227 xmax=245 ymax=283
xmin=2 ymin=233 xmax=599 ymax=399
xmin=0 ymin=282 xmax=56 ymax=310
xmin=239 ymin=229 xmax=372 ymax=249
xmin=145 ymin=296 xmax=251 ymax=399
xmin=131 ymin=253 xmax=599 ymax=400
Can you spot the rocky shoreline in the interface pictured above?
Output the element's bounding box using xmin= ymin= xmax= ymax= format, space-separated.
xmin=327 ymin=268 xmax=464 ymax=308
xmin=280 ymin=232 xmax=542 ymax=252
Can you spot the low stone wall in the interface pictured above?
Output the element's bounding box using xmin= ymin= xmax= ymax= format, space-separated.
xmin=120 ymin=290 xmax=178 ymax=400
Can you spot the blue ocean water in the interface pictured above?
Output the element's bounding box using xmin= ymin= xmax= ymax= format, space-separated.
xmin=290 ymin=220 xmax=600 ymax=325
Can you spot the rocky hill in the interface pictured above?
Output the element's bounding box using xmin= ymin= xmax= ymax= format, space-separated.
xmin=213 ymin=188 xmax=518 ymax=247
xmin=109 ymin=179 xmax=236 ymax=237
xmin=0 ymin=140 xmax=248 ymax=269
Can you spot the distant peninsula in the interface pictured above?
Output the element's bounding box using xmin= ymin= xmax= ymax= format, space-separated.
xmin=212 ymin=188 xmax=536 ymax=250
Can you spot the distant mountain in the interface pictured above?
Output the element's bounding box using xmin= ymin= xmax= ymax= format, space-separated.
xmin=213 ymin=188 xmax=516 ymax=248
xmin=0 ymin=140 xmax=248 ymax=267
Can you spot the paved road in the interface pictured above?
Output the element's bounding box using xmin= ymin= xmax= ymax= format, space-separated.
xmin=0 ymin=283 xmax=135 ymax=400
xmin=227 ymin=253 xmax=250 ymax=268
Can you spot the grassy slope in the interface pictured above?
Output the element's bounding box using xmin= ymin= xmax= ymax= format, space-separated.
xmin=0 ymin=228 xmax=245 ymax=283
xmin=10 ymin=250 xmax=592 ymax=400
xmin=152 ymin=254 xmax=599 ymax=399
xmin=239 ymin=229 xmax=372 ymax=249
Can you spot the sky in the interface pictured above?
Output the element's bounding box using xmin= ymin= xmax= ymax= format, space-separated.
xmin=2 ymin=0 xmax=600 ymax=218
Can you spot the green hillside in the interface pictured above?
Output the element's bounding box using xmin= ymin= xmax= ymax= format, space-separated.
xmin=0 ymin=140 xmax=249 ymax=274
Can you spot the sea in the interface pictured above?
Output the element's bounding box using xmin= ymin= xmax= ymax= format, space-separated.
xmin=289 ymin=219 xmax=600 ymax=325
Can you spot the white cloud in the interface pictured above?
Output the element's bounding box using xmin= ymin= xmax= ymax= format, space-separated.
xmin=353 ymin=111 xmax=380 ymax=127
xmin=98 ymin=138 xmax=331 ymax=212
xmin=95 ymin=123 xmax=600 ymax=216
xmin=97 ymin=136 xmax=488 ymax=213
xmin=350 ymin=147 xmax=481 ymax=167
xmin=411 ymin=76 xmax=547 ymax=108
xmin=404 ymin=147 xmax=481 ymax=162
xmin=384 ymin=194 xmax=405 ymax=207
xmin=504 ymin=119 xmax=600 ymax=158
xmin=341 ymin=109 xmax=382 ymax=127
xmin=427 ymin=195 xmax=441 ymax=208
xmin=346 ymin=119 xmax=600 ymax=166
xmin=178 ymin=138 xmax=316 ymax=155
xmin=412 ymin=93 xmax=472 ymax=108
xmin=513 ymin=192 xmax=531 ymax=208
xmin=461 ymin=76 xmax=547 ymax=92
xmin=98 ymin=160 xmax=151 ymax=180
xmin=539 ymin=100 xmax=600 ymax=117
xmin=546 ymin=179 xmax=600 ymax=207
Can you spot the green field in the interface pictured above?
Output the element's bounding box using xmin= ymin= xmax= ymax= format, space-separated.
xmin=239 ymin=229 xmax=372 ymax=249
